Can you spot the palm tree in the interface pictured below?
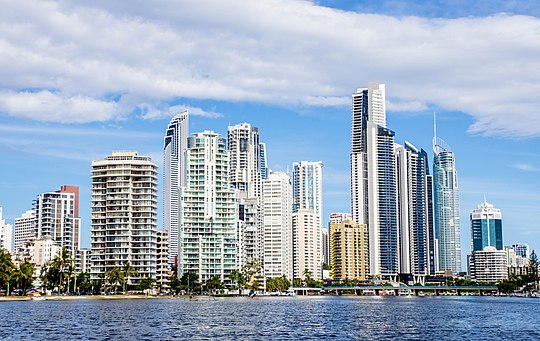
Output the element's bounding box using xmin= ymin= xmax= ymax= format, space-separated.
xmin=302 ymin=269 xmax=313 ymax=287
xmin=121 ymin=261 xmax=138 ymax=293
xmin=529 ymin=250 xmax=539 ymax=290
xmin=228 ymin=270 xmax=245 ymax=294
xmin=18 ymin=259 xmax=35 ymax=294
xmin=51 ymin=248 xmax=73 ymax=293
xmin=0 ymin=250 xmax=15 ymax=295
xmin=105 ymin=267 xmax=124 ymax=293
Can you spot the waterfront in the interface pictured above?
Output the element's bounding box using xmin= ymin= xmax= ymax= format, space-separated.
xmin=0 ymin=296 xmax=539 ymax=340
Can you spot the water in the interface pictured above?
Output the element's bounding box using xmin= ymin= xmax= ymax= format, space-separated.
xmin=1 ymin=296 xmax=539 ymax=340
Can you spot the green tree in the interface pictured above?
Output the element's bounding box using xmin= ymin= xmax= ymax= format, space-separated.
xmin=228 ymin=269 xmax=246 ymax=294
xmin=169 ymin=275 xmax=182 ymax=294
xmin=138 ymin=277 xmax=155 ymax=291
xmin=292 ymin=278 xmax=302 ymax=287
xmin=121 ymin=262 xmax=138 ymax=293
xmin=302 ymin=269 xmax=313 ymax=287
xmin=105 ymin=267 xmax=124 ymax=293
xmin=18 ymin=259 xmax=35 ymax=294
xmin=50 ymin=248 xmax=74 ymax=293
xmin=180 ymin=272 xmax=199 ymax=292
xmin=529 ymin=250 xmax=539 ymax=290
xmin=0 ymin=250 xmax=15 ymax=295
xmin=242 ymin=259 xmax=263 ymax=291
xmin=205 ymin=275 xmax=223 ymax=292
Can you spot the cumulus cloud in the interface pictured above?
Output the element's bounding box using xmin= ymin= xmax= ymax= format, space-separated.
xmin=1 ymin=0 xmax=540 ymax=137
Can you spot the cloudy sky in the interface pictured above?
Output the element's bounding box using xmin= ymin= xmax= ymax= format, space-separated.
xmin=1 ymin=0 xmax=539 ymax=264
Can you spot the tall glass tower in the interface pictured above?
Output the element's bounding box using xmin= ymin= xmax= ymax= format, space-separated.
xmin=470 ymin=199 xmax=502 ymax=251
xmin=163 ymin=111 xmax=188 ymax=268
xmin=433 ymin=115 xmax=461 ymax=274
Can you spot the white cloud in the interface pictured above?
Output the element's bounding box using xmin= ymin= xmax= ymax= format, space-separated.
xmin=141 ymin=104 xmax=223 ymax=120
xmin=514 ymin=163 xmax=539 ymax=172
xmin=1 ymin=1 xmax=540 ymax=137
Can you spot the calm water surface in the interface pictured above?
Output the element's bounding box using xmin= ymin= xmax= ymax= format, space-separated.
xmin=1 ymin=296 xmax=539 ymax=340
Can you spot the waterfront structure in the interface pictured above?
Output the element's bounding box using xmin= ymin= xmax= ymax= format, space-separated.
xmin=330 ymin=220 xmax=368 ymax=281
xmin=14 ymin=210 xmax=36 ymax=254
xmin=470 ymin=199 xmax=503 ymax=252
xmin=292 ymin=161 xmax=323 ymax=279
xmin=433 ymin=116 xmax=461 ymax=275
xmin=156 ymin=230 xmax=170 ymax=291
xmin=35 ymin=186 xmax=81 ymax=258
xmin=350 ymin=83 xmax=399 ymax=277
xmin=292 ymin=209 xmax=321 ymax=280
xmin=90 ymin=152 xmax=158 ymax=284
xmin=163 ymin=111 xmax=189 ymax=268
xmin=0 ymin=208 xmax=13 ymax=253
xmin=396 ymin=142 xmax=436 ymax=278
xmin=228 ymin=123 xmax=264 ymax=269
xmin=262 ymin=171 xmax=293 ymax=280
xmin=179 ymin=131 xmax=237 ymax=283
xmin=469 ymin=246 xmax=507 ymax=283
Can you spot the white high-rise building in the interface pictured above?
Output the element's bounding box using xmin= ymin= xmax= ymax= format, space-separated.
xmin=0 ymin=207 xmax=13 ymax=253
xmin=292 ymin=161 xmax=323 ymax=280
xmin=263 ymin=171 xmax=293 ymax=280
xmin=35 ymin=186 xmax=81 ymax=258
xmin=156 ymin=230 xmax=170 ymax=291
xmin=228 ymin=123 xmax=264 ymax=269
xmin=292 ymin=209 xmax=321 ymax=280
xmin=433 ymin=115 xmax=461 ymax=275
xmin=90 ymin=152 xmax=158 ymax=284
xmin=163 ymin=111 xmax=189 ymax=267
xmin=351 ymin=83 xmax=399 ymax=277
xmin=179 ymin=131 xmax=237 ymax=283
xmin=14 ymin=210 xmax=36 ymax=254
xmin=469 ymin=246 xmax=507 ymax=282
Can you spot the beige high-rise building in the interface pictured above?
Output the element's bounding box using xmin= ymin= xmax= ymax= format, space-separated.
xmin=156 ymin=230 xmax=170 ymax=291
xmin=14 ymin=210 xmax=36 ymax=254
xmin=330 ymin=220 xmax=368 ymax=281
xmin=91 ymin=152 xmax=158 ymax=284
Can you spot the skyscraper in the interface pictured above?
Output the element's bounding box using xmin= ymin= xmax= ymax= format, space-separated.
xmin=90 ymin=152 xmax=158 ymax=284
xmin=14 ymin=210 xmax=36 ymax=254
xmin=351 ymin=83 xmax=398 ymax=277
xmin=433 ymin=115 xmax=461 ymax=274
xmin=259 ymin=142 xmax=268 ymax=180
xmin=228 ymin=123 xmax=264 ymax=268
xmin=292 ymin=161 xmax=323 ymax=280
xmin=470 ymin=199 xmax=503 ymax=252
xmin=179 ymin=131 xmax=237 ymax=283
xmin=396 ymin=142 xmax=435 ymax=278
xmin=163 ymin=111 xmax=189 ymax=267
xmin=262 ymin=171 xmax=293 ymax=280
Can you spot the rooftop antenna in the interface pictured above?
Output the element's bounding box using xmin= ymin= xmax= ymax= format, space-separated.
xmin=433 ymin=111 xmax=437 ymax=141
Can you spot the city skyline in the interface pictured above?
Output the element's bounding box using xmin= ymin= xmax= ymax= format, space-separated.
xmin=1 ymin=0 xmax=539 ymax=267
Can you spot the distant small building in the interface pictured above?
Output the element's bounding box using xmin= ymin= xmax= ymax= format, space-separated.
xmin=0 ymin=207 xmax=13 ymax=253
xmin=75 ymin=248 xmax=91 ymax=274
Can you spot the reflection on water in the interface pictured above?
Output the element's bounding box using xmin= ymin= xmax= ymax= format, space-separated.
xmin=0 ymin=296 xmax=539 ymax=340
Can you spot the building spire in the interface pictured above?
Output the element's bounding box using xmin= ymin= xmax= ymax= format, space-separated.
xmin=434 ymin=111 xmax=437 ymax=142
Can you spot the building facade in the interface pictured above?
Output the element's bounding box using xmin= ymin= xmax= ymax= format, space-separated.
xmin=292 ymin=161 xmax=323 ymax=280
xmin=179 ymin=131 xmax=237 ymax=283
xmin=470 ymin=199 xmax=503 ymax=252
xmin=330 ymin=220 xmax=368 ymax=281
xmin=228 ymin=123 xmax=264 ymax=269
xmin=469 ymin=246 xmax=507 ymax=283
xmin=433 ymin=125 xmax=461 ymax=275
xmin=90 ymin=152 xmax=158 ymax=284
xmin=0 ymin=207 xmax=13 ymax=253
xmin=14 ymin=210 xmax=37 ymax=254
xmin=351 ymin=83 xmax=399 ymax=277
xmin=163 ymin=111 xmax=189 ymax=268
xmin=292 ymin=209 xmax=321 ymax=280
xmin=156 ymin=230 xmax=170 ymax=291
xmin=262 ymin=171 xmax=293 ymax=280
xmin=396 ymin=142 xmax=435 ymax=277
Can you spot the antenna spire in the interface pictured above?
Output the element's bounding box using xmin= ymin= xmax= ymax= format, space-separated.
xmin=433 ymin=111 xmax=437 ymax=141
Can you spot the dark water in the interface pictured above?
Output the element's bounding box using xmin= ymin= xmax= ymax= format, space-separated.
xmin=1 ymin=296 xmax=539 ymax=340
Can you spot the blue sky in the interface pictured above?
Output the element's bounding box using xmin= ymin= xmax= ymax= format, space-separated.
xmin=1 ymin=0 xmax=539 ymax=267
